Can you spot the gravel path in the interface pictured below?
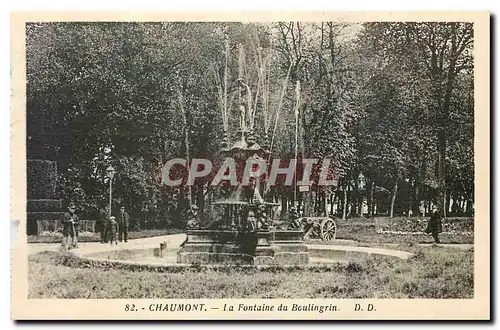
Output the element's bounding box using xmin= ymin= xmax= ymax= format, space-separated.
xmin=28 ymin=233 xmax=473 ymax=257
xmin=28 ymin=234 xmax=186 ymax=255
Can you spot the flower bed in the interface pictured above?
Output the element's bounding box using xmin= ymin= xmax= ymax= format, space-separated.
xmin=38 ymin=230 xmax=96 ymax=237
xmin=36 ymin=219 xmax=96 ymax=236
xmin=374 ymin=217 xmax=473 ymax=235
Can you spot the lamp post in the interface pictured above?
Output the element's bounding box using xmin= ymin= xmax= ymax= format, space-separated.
xmin=106 ymin=165 xmax=116 ymax=217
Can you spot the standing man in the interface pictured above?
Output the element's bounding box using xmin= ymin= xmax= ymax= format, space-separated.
xmin=62 ymin=203 xmax=79 ymax=249
xmin=426 ymin=205 xmax=443 ymax=244
xmin=118 ymin=206 xmax=130 ymax=243
xmin=99 ymin=205 xmax=111 ymax=243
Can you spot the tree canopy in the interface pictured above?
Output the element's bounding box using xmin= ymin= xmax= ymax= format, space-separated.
xmin=26 ymin=21 xmax=474 ymax=227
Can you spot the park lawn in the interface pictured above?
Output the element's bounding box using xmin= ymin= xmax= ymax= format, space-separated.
xmin=334 ymin=219 xmax=474 ymax=245
xmin=27 ymin=229 xmax=183 ymax=243
xmin=29 ymin=244 xmax=473 ymax=299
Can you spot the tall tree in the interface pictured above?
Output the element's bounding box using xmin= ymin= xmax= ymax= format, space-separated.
xmin=356 ymin=22 xmax=474 ymax=216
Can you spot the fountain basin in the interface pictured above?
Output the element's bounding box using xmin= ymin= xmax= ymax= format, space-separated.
xmin=69 ymin=240 xmax=413 ymax=272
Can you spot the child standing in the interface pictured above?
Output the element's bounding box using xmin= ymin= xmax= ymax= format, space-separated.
xmin=109 ymin=216 xmax=119 ymax=246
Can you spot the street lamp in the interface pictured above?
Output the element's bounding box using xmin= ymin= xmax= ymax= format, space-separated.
xmin=106 ymin=165 xmax=116 ymax=217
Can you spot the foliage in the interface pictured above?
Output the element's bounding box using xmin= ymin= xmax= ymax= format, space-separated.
xmin=26 ymin=21 xmax=475 ymax=224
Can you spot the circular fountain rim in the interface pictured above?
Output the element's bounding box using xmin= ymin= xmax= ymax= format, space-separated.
xmin=67 ymin=238 xmax=414 ymax=272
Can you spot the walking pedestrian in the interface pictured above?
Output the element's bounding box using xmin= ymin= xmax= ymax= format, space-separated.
xmin=425 ymin=205 xmax=443 ymax=244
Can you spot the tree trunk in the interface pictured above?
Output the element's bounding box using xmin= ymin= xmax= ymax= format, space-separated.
xmin=350 ymin=198 xmax=357 ymax=218
xmin=316 ymin=187 xmax=322 ymax=215
xmin=297 ymin=194 xmax=302 ymax=213
xmin=437 ymin=130 xmax=446 ymax=217
xmin=351 ymin=178 xmax=358 ymax=217
xmin=330 ymin=193 xmax=335 ymax=216
xmin=177 ymin=88 xmax=192 ymax=205
xmin=358 ymin=195 xmax=363 ymax=217
xmin=446 ymin=192 xmax=452 ymax=215
xmin=303 ymin=191 xmax=314 ymax=217
xmin=414 ymin=182 xmax=419 ymax=216
xmin=460 ymin=196 xmax=465 ymax=213
xmin=338 ymin=191 xmax=343 ymax=217
xmin=370 ymin=181 xmax=375 ymax=218
xmin=466 ymin=192 xmax=474 ymax=215
xmin=407 ymin=178 xmax=413 ymax=217
xmin=390 ymin=180 xmax=398 ymax=218
xmin=366 ymin=180 xmax=372 ymax=216
xmin=342 ymin=185 xmax=348 ymax=220
xmin=281 ymin=194 xmax=288 ymax=219
xmin=437 ymin=26 xmax=463 ymax=219
xmin=323 ymin=191 xmax=328 ymax=216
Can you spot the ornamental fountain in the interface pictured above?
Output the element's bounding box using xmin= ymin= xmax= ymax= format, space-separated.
xmin=176 ymin=40 xmax=308 ymax=266
xmin=176 ymin=128 xmax=309 ymax=265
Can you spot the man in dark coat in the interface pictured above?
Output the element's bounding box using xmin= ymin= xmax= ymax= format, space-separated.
xmin=62 ymin=203 xmax=79 ymax=249
xmin=99 ymin=206 xmax=111 ymax=243
xmin=118 ymin=206 xmax=130 ymax=243
xmin=426 ymin=205 xmax=443 ymax=243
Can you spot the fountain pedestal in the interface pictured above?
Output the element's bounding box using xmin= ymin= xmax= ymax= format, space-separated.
xmin=177 ymin=229 xmax=308 ymax=266
xmin=250 ymin=231 xmax=275 ymax=265
xmin=270 ymin=230 xmax=309 ymax=265
xmin=177 ymin=230 xmax=252 ymax=264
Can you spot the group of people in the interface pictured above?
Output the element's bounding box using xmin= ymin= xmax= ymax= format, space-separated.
xmin=60 ymin=201 xmax=443 ymax=248
xmin=97 ymin=205 xmax=130 ymax=245
xmin=61 ymin=203 xmax=131 ymax=249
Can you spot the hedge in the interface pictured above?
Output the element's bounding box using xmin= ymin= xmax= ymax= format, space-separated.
xmin=374 ymin=217 xmax=474 ymax=235
xmin=27 ymin=159 xmax=58 ymax=199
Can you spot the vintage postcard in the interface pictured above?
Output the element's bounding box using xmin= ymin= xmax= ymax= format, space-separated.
xmin=11 ymin=11 xmax=490 ymax=320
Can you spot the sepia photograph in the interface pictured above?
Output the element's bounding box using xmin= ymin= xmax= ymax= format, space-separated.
xmin=11 ymin=11 xmax=490 ymax=320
